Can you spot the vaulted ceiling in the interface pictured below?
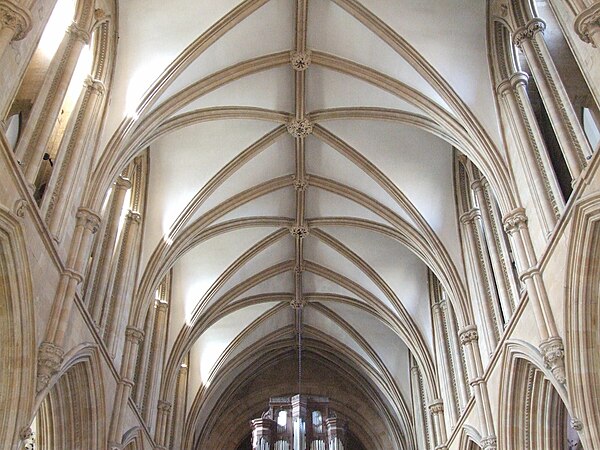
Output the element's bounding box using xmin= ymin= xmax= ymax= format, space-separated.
xmin=100 ymin=1 xmax=502 ymax=448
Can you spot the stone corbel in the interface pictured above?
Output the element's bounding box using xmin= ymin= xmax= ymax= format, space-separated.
xmin=575 ymin=3 xmax=600 ymax=47
xmin=540 ymin=335 xmax=566 ymax=384
xmin=36 ymin=341 xmax=64 ymax=392
xmin=0 ymin=0 xmax=32 ymax=40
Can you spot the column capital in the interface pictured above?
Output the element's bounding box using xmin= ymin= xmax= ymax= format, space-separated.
xmin=574 ymin=3 xmax=600 ymax=47
xmin=157 ymin=400 xmax=172 ymax=412
xmin=84 ymin=75 xmax=106 ymax=95
xmin=458 ymin=325 xmax=479 ymax=345
xmin=115 ymin=175 xmax=132 ymax=191
xmin=540 ymin=336 xmax=566 ymax=384
xmin=155 ymin=299 xmax=169 ymax=312
xmin=36 ymin=341 xmax=64 ymax=392
xmin=481 ymin=436 xmax=497 ymax=450
xmin=428 ymin=399 xmax=444 ymax=414
xmin=459 ymin=208 xmax=480 ymax=225
xmin=76 ymin=207 xmax=101 ymax=233
xmin=287 ymin=118 xmax=313 ymax=138
xmin=513 ymin=18 xmax=546 ymax=48
xmin=0 ymin=0 xmax=32 ymax=40
xmin=125 ymin=326 xmax=144 ymax=344
xmin=502 ymin=207 xmax=528 ymax=234
xmin=125 ymin=210 xmax=142 ymax=224
xmin=290 ymin=50 xmax=312 ymax=71
xmin=509 ymin=71 xmax=529 ymax=89
xmin=67 ymin=22 xmax=91 ymax=44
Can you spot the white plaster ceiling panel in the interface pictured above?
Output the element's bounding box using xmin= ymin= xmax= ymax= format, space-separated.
xmin=209 ymin=236 xmax=295 ymax=302
xmin=306 ymin=66 xmax=424 ymax=114
xmin=214 ymin=187 xmax=296 ymax=224
xmin=303 ymin=236 xmax=393 ymax=311
xmin=175 ymin=67 xmax=295 ymax=116
xmin=101 ymin=0 xmax=245 ymax=147
xmin=303 ymin=306 xmax=380 ymax=373
xmin=301 ymin=272 xmax=365 ymax=305
xmin=305 ymin=135 xmax=416 ymax=225
xmin=308 ymin=0 xmax=450 ymax=112
xmin=187 ymin=134 xmax=295 ymax=225
xmin=225 ymin=306 xmax=295 ymax=365
xmin=233 ymin=272 xmax=294 ymax=301
xmin=356 ymin=0 xmax=501 ymax=144
xmin=318 ymin=225 xmax=433 ymax=349
xmin=140 ymin=120 xmax=278 ymax=273
xmin=305 ymin=187 xmax=395 ymax=226
xmin=168 ymin=226 xmax=280 ymax=350
xmin=156 ymin=0 xmax=295 ymax=106
xmin=187 ymin=301 xmax=280 ymax=403
xmin=320 ymin=119 xmax=463 ymax=269
xmin=329 ymin=302 xmax=413 ymax=399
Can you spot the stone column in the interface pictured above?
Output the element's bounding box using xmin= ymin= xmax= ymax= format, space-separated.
xmin=503 ymin=208 xmax=566 ymax=383
xmin=89 ymin=175 xmax=131 ymax=326
xmin=442 ymin=296 xmax=470 ymax=410
xmin=575 ymin=3 xmax=600 ymax=47
xmin=145 ymin=300 xmax=169 ymax=428
xmin=410 ymin=363 xmax=428 ymax=450
xmin=169 ymin=363 xmax=189 ymax=450
xmin=514 ymin=18 xmax=591 ymax=179
xmin=497 ymin=72 xmax=561 ymax=234
xmin=37 ymin=207 xmax=100 ymax=391
xmin=428 ymin=399 xmax=447 ymax=450
xmin=105 ymin=210 xmax=142 ymax=357
xmin=431 ymin=300 xmax=458 ymax=427
xmin=108 ymin=326 xmax=144 ymax=449
xmin=472 ymin=178 xmax=516 ymax=323
xmin=460 ymin=209 xmax=498 ymax=355
xmin=459 ymin=326 xmax=497 ymax=450
xmin=0 ymin=1 xmax=31 ymax=59
xmin=45 ymin=76 xmax=106 ymax=238
xmin=154 ymin=400 xmax=172 ymax=449
xmin=15 ymin=21 xmax=91 ymax=187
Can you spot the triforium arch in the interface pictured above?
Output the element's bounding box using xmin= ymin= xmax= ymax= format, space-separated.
xmin=31 ymin=344 xmax=106 ymax=449
xmin=565 ymin=192 xmax=600 ymax=449
xmin=0 ymin=207 xmax=35 ymax=448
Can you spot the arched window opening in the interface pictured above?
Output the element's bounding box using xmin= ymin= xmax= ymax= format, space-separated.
xmin=534 ymin=0 xmax=600 ymax=152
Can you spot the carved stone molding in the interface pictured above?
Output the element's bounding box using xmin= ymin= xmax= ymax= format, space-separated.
xmin=290 ymin=50 xmax=312 ymax=71
xmin=502 ymin=207 xmax=528 ymax=234
xmin=157 ymin=400 xmax=172 ymax=412
xmin=13 ymin=198 xmax=28 ymax=218
xmin=481 ymin=436 xmax=497 ymax=450
xmin=84 ymin=76 xmax=106 ymax=96
xmin=76 ymin=207 xmax=101 ymax=233
xmin=36 ymin=342 xmax=64 ymax=392
xmin=290 ymin=225 xmax=309 ymax=238
xmin=459 ymin=325 xmax=479 ymax=345
xmin=428 ymin=399 xmax=444 ymax=414
xmin=287 ymin=118 xmax=313 ymax=138
xmin=292 ymin=175 xmax=309 ymax=191
xmin=67 ymin=22 xmax=91 ymax=44
xmin=290 ymin=298 xmax=305 ymax=309
xmin=0 ymin=0 xmax=32 ymax=40
xmin=513 ymin=18 xmax=546 ymax=49
xmin=540 ymin=336 xmax=566 ymax=384
xmin=459 ymin=208 xmax=481 ymax=225
xmin=125 ymin=326 xmax=144 ymax=344
xmin=125 ymin=210 xmax=142 ymax=224
xmin=575 ymin=4 xmax=600 ymax=47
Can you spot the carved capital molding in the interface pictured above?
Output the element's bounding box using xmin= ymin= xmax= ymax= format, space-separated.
xmin=115 ymin=175 xmax=132 ymax=191
xmin=63 ymin=268 xmax=84 ymax=284
xmin=540 ymin=336 xmax=566 ymax=384
xmin=76 ymin=207 xmax=101 ymax=233
xmin=428 ymin=399 xmax=444 ymax=414
xmin=155 ymin=299 xmax=169 ymax=312
xmin=571 ymin=418 xmax=583 ymax=431
xmin=157 ymin=400 xmax=172 ymax=412
xmin=13 ymin=198 xmax=28 ymax=218
xmin=459 ymin=325 xmax=478 ymax=345
xmin=67 ymin=22 xmax=91 ymax=44
xmin=125 ymin=210 xmax=142 ymax=224
xmin=519 ymin=265 xmax=540 ymax=282
xmin=575 ymin=4 xmax=600 ymax=47
xmin=125 ymin=326 xmax=144 ymax=344
xmin=84 ymin=75 xmax=106 ymax=95
xmin=481 ymin=436 xmax=497 ymax=450
xmin=290 ymin=50 xmax=312 ymax=71
xmin=503 ymin=207 xmax=528 ymax=234
xmin=459 ymin=208 xmax=480 ymax=225
xmin=0 ymin=0 xmax=32 ymax=40
xmin=290 ymin=225 xmax=309 ymax=238
xmin=513 ymin=18 xmax=546 ymax=48
xmin=36 ymin=342 xmax=64 ymax=392
xmin=287 ymin=118 xmax=313 ymax=138
xmin=510 ymin=71 xmax=529 ymax=90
